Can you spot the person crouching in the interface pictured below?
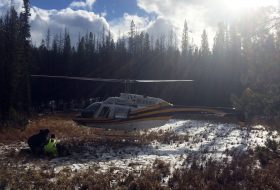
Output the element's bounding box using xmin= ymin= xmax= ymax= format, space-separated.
xmin=28 ymin=129 xmax=49 ymax=156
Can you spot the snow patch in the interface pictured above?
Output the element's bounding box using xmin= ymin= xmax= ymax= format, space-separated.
xmin=0 ymin=120 xmax=279 ymax=177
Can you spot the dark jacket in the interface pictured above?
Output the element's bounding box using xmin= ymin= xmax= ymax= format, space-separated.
xmin=28 ymin=129 xmax=49 ymax=154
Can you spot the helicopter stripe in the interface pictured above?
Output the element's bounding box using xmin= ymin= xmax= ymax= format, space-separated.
xmin=129 ymin=106 xmax=227 ymax=118
xmin=129 ymin=102 xmax=171 ymax=115
xmin=75 ymin=111 xmax=174 ymax=124
xmin=130 ymin=105 xmax=171 ymax=116
xmin=74 ymin=115 xmax=172 ymax=125
xmin=74 ymin=107 xmax=227 ymax=125
xmin=75 ymin=113 xmax=172 ymax=123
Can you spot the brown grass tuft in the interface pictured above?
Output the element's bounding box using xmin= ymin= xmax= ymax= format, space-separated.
xmin=0 ymin=115 xmax=101 ymax=144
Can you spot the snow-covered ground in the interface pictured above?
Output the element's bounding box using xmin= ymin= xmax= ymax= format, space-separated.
xmin=0 ymin=119 xmax=279 ymax=177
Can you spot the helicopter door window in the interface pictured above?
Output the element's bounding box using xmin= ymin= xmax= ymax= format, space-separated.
xmin=98 ymin=106 xmax=111 ymax=118
xmin=114 ymin=107 xmax=129 ymax=119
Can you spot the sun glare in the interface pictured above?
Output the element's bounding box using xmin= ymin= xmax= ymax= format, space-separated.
xmin=223 ymin=0 xmax=278 ymax=14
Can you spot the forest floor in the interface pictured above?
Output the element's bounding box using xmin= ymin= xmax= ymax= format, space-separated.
xmin=0 ymin=114 xmax=280 ymax=189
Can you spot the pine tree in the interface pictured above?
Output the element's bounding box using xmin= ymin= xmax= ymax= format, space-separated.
xmin=52 ymin=34 xmax=58 ymax=54
xmin=181 ymin=20 xmax=189 ymax=56
xmin=46 ymin=28 xmax=51 ymax=50
xmin=63 ymin=29 xmax=71 ymax=74
xmin=128 ymin=20 xmax=136 ymax=55
xmin=200 ymin=29 xmax=210 ymax=57
xmin=143 ymin=33 xmax=150 ymax=54
xmin=18 ymin=0 xmax=31 ymax=116
xmin=0 ymin=0 xmax=31 ymax=125
xmin=213 ymin=23 xmax=226 ymax=59
xmin=88 ymin=32 xmax=95 ymax=54
xmin=232 ymin=8 xmax=280 ymax=118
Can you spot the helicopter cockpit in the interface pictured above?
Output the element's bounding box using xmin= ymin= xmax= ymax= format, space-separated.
xmin=80 ymin=93 xmax=172 ymax=120
xmin=81 ymin=102 xmax=101 ymax=118
xmin=81 ymin=100 xmax=132 ymax=119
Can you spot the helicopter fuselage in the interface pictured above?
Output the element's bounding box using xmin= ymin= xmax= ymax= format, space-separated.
xmin=73 ymin=93 xmax=173 ymax=130
xmin=73 ymin=93 xmax=240 ymax=130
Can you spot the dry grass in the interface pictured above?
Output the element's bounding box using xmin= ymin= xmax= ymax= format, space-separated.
xmin=249 ymin=116 xmax=280 ymax=131
xmin=1 ymin=115 xmax=280 ymax=189
xmin=0 ymin=114 xmax=104 ymax=144
xmin=1 ymin=150 xmax=280 ymax=190
xmin=0 ymin=153 xmax=170 ymax=189
xmin=168 ymin=139 xmax=280 ymax=190
xmin=140 ymin=130 xmax=189 ymax=145
xmin=0 ymin=162 xmax=121 ymax=190
xmin=168 ymin=156 xmax=280 ymax=190
xmin=0 ymin=114 xmax=157 ymax=146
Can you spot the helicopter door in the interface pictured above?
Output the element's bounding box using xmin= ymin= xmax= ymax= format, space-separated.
xmin=98 ymin=106 xmax=112 ymax=119
xmin=114 ymin=107 xmax=130 ymax=119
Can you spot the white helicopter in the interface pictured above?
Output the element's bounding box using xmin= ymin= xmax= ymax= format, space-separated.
xmin=32 ymin=75 xmax=241 ymax=130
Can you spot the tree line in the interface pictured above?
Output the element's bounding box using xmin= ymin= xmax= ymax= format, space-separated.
xmin=0 ymin=0 xmax=31 ymax=126
xmin=31 ymin=20 xmax=244 ymax=107
xmin=1 ymin=2 xmax=280 ymax=127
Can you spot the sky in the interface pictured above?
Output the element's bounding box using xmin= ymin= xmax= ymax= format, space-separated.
xmin=0 ymin=0 xmax=279 ymax=47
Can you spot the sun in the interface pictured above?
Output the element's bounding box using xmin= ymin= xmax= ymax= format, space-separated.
xmin=223 ymin=0 xmax=278 ymax=14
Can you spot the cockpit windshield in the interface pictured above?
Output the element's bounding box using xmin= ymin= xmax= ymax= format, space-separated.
xmin=85 ymin=102 xmax=101 ymax=112
xmin=81 ymin=102 xmax=101 ymax=118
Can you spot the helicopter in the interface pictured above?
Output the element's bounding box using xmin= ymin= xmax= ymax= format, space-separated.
xmin=31 ymin=75 xmax=241 ymax=130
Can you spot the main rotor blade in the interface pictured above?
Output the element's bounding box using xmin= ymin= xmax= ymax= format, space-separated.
xmin=31 ymin=75 xmax=123 ymax=83
xmin=134 ymin=80 xmax=193 ymax=83
xmin=31 ymin=75 xmax=194 ymax=83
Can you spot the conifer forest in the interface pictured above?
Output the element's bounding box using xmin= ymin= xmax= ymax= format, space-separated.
xmin=1 ymin=1 xmax=280 ymax=189
xmin=1 ymin=1 xmax=280 ymax=125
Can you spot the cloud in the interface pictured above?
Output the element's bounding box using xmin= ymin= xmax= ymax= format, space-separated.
xmin=109 ymin=13 xmax=150 ymax=39
xmin=146 ymin=17 xmax=175 ymax=38
xmin=137 ymin=0 xmax=279 ymax=47
xmin=30 ymin=7 xmax=109 ymax=46
xmin=0 ymin=0 xmax=23 ymax=14
xmin=136 ymin=0 xmax=213 ymax=46
xmin=109 ymin=13 xmax=179 ymax=45
xmin=1 ymin=0 xmax=138 ymax=46
xmin=0 ymin=0 xmax=105 ymax=45
xmin=1 ymin=0 xmax=278 ymax=48
xmin=0 ymin=0 xmax=149 ymax=47
xmin=69 ymin=0 xmax=96 ymax=10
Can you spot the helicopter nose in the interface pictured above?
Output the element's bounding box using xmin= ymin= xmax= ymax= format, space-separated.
xmin=73 ymin=117 xmax=85 ymax=126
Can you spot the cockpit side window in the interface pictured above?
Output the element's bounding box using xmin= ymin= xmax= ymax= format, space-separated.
xmin=98 ymin=106 xmax=111 ymax=118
